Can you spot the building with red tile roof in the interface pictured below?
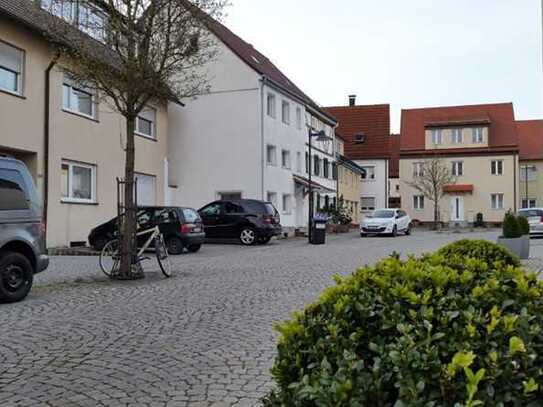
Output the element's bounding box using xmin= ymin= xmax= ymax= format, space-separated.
xmin=399 ymin=103 xmax=520 ymax=226
xmin=517 ymin=120 xmax=543 ymax=208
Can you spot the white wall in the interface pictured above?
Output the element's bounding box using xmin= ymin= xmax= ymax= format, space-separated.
xmin=355 ymin=159 xmax=389 ymax=214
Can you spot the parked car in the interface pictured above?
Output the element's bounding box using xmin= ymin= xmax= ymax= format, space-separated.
xmin=88 ymin=206 xmax=205 ymax=255
xmin=517 ymin=208 xmax=543 ymax=236
xmin=0 ymin=157 xmax=49 ymax=303
xmin=198 ymin=199 xmax=282 ymax=245
xmin=360 ymin=208 xmax=411 ymax=237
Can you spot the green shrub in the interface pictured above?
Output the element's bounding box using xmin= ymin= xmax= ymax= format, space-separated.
xmin=265 ymin=249 xmax=543 ymax=406
xmin=518 ymin=216 xmax=530 ymax=236
xmin=503 ymin=211 xmax=522 ymax=238
xmin=436 ymin=239 xmax=520 ymax=267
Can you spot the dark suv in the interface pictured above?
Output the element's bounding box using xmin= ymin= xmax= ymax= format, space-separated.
xmin=198 ymin=199 xmax=281 ymax=245
xmin=0 ymin=157 xmax=49 ymax=303
xmin=88 ymin=206 xmax=205 ymax=255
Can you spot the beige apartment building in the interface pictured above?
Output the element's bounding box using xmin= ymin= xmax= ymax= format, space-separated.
xmin=400 ymin=103 xmax=520 ymax=226
xmin=335 ymin=134 xmax=363 ymax=224
xmin=517 ymin=120 xmax=543 ymax=208
xmin=0 ymin=2 xmax=169 ymax=247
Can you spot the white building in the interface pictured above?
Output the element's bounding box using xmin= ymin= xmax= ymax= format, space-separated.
xmin=168 ymin=17 xmax=338 ymax=233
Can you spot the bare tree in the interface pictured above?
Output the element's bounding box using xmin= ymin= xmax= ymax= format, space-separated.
xmin=407 ymin=155 xmax=456 ymax=230
xmin=42 ymin=0 xmax=225 ymax=278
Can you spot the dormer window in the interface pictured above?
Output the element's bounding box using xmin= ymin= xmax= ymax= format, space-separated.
xmin=41 ymin=0 xmax=74 ymax=22
xmin=472 ymin=127 xmax=484 ymax=143
xmin=431 ymin=129 xmax=442 ymax=145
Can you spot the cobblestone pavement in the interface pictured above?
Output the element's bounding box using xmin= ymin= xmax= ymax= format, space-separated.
xmin=1 ymin=229 xmax=541 ymax=406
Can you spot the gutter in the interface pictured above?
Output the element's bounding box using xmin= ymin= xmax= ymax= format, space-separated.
xmin=260 ymin=76 xmax=266 ymax=200
xmin=44 ymin=53 xmax=59 ymax=246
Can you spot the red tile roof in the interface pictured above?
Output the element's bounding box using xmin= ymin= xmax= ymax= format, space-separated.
xmin=389 ymin=133 xmax=400 ymax=178
xmin=204 ymin=16 xmax=336 ymax=123
xmin=517 ymin=120 xmax=543 ymax=161
xmin=325 ymin=104 xmax=391 ymax=160
xmin=443 ymin=184 xmax=474 ymax=193
xmin=400 ymin=103 xmax=519 ymax=155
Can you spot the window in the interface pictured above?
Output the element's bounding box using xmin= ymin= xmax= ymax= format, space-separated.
xmin=431 ymin=129 xmax=442 ymax=145
xmin=62 ymin=75 xmax=96 ymax=118
xmin=522 ymin=199 xmax=537 ymax=209
xmin=267 ymin=192 xmax=277 ymax=207
xmin=451 ymin=128 xmax=463 ymax=144
xmin=0 ymin=41 xmax=24 ymax=95
xmin=201 ymin=203 xmax=222 ymax=216
xmin=323 ymin=159 xmax=329 ymax=178
xmin=332 ymin=163 xmax=338 ymax=180
xmin=296 ymin=107 xmax=302 ymax=130
xmin=296 ymin=152 xmax=302 ymax=173
xmin=361 ymin=197 xmax=376 ymax=211
xmin=313 ymin=155 xmax=321 ymax=176
xmin=136 ymin=173 xmax=156 ymax=206
xmin=61 ymin=160 xmax=96 ymax=203
xmin=520 ymin=165 xmax=537 ymax=181
xmin=282 ymin=101 xmax=290 ymax=125
xmin=413 ymin=195 xmax=424 ymax=210
xmin=267 ymin=93 xmax=276 ymax=118
xmin=78 ymin=2 xmax=106 ymax=42
xmin=361 ymin=166 xmax=375 ymax=180
xmin=182 ymin=208 xmax=201 ymax=223
xmin=305 ymin=152 xmax=309 ymax=173
xmin=0 ymin=169 xmax=29 ymax=210
xmin=41 ymin=0 xmax=74 ymax=22
xmin=491 ymin=160 xmax=503 ymax=176
xmin=413 ymin=162 xmax=424 ymax=177
xmin=282 ymin=194 xmax=292 ymax=214
xmin=136 ymin=107 xmax=156 ymax=139
xmin=452 ymin=161 xmax=463 ymax=176
xmin=472 ymin=127 xmax=484 ymax=143
xmin=491 ymin=193 xmax=504 ymax=210
xmin=281 ymin=149 xmax=291 ymax=169
xmin=266 ymin=145 xmax=277 ymax=166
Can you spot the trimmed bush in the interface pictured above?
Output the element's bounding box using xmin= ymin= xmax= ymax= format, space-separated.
xmin=503 ymin=211 xmax=522 ymax=238
xmin=436 ymin=239 xmax=520 ymax=267
xmin=264 ymin=248 xmax=543 ymax=406
xmin=518 ymin=216 xmax=530 ymax=236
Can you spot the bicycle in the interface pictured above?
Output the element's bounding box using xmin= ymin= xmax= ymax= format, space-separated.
xmin=99 ymin=225 xmax=172 ymax=278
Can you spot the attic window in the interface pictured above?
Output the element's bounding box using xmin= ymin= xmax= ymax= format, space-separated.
xmin=251 ymin=55 xmax=260 ymax=64
xmin=355 ymin=133 xmax=366 ymax=143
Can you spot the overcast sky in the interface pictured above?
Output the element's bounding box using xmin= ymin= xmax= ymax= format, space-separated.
xmin=225 ymin=0 xmax=543 ymax=132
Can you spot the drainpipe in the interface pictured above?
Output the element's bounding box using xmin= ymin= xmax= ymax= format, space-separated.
xmin=44 ymin=53 xmax=59 ymax=247
xmin=260 ymin=76 xmax=266 ymax=200
xmin=514 ymin=153 xmax=518 ymax=212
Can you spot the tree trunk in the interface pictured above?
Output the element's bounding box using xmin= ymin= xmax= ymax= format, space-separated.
xmin=119 ymin=116 xmax=138 ymax=278
xmin=433 ymin=198 xmax=439 ymax=231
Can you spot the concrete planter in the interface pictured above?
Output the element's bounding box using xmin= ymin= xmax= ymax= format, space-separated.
xmin=497 ymin=236 xmax=529 ymax=260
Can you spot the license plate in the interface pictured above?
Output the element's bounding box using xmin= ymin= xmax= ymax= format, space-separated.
xmin=193 ymin=227 xmax=202 ymax=233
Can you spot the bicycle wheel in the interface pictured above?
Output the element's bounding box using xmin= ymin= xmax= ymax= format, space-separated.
xmin=99 ymin=240 xmax=120 ymax=277
xmin=155 ymin=234 xmax=172 ymax=278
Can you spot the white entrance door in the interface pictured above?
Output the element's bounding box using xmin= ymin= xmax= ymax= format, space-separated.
xmin=136 ymin=173 xmax=156 ymax=206
xmin=450 ymin=196 xmax=464 ymax=222
xmin=294 ymin=185 xmax=305 ymax=227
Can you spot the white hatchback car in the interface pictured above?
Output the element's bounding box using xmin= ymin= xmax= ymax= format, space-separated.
xmin=518 ymin=208 xmax=543 ymax=236
xmin=360 ymin=208 xmax=412 ymax=237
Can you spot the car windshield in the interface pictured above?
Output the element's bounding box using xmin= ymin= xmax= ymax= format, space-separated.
xmin=372 ymin=210 xmax=395 ymax=218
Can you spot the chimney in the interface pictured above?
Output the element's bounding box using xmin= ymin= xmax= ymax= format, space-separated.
xmin=348 ymin=94 xmax=356 ymax=106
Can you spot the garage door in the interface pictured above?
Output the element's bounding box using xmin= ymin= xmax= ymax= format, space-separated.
xmin=136 ymin=173 xmax=156 ymax=206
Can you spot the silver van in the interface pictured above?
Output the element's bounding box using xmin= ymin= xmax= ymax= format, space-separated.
xmin=0 ymin=157 xmax=49 ymax=303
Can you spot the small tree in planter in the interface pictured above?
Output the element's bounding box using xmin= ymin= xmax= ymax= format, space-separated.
xmin=517 ymin=215 xmax=531 ymax=259
xmin=326 ymin=196 xmax=352 ymax=233
xmin=497 ymin=211 xmax=528 ymax=259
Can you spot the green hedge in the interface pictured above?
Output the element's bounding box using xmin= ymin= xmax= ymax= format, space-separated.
xmin=518 ymin=216 xmax=530 ymax=236
xmin=265 ymin=241 xmax=543 ymax=406
xmin=436 ymin=239 xmax=520 ymax=267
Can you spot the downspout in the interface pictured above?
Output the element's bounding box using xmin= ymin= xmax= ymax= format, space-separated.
xmin=260 ymin=76 xmax=266 ymax=200
xmin=514 ymin=153 xmax=518 ymax=212
xmin=44 ymin=53 xmax=60 ymax=247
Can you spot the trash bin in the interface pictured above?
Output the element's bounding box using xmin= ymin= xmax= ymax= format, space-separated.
xmin=310 ymin=218 xmax=327 ymax=245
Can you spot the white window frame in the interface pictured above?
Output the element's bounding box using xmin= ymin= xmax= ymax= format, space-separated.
xmin=313 ymin=155 xmax=321 ymax=176
xmin=520 ymin=165 xmax=537 ymax=182
xmin=78 ymin=2 xmax=107 ymax=43
xmin=361 ymin=166 xmax=375 ymax=181
xmin=282 ymin=193 xmax=292 ymax=214
xmin=296 ymin=107 xmax=302 ymax=130
xmin=61 ymin=160 xmax=97 ymax=204
xmin=135 ymin=107 xmax=157 ymax=139
xmin=0 ymin=40 xmax=24 ymax=96
xmin=266 ymin=145 xmax=277 ymax=166
xmin=472 ymin=127 xmax=484 ymax=144
xmin=281 ymin=100 xmax=290 ymax=125
xmin=491 ymin=160 xmax=503 ymax=176
xmin=451 ymin=128 xmax=463 ymax=144
xmin=281 ymin=149 xmax=291 ymax=169
xmin=413 ymin=195 xmax=425 ymax=210
xmin=266 ymin=191 xmax=278 ymax=207
xmin=413 ymin=162 xmax=424 ymax=177
xmin=41 ymin=0 xmax=75 ymax=22
xmin=491 ymin=193 xmax=504 ymax=210
xmin=431 ymin=129 xmax=442 ymax=145
xmin=267 ymin=93 xmax=276 ymax=118
xmin=452 ymin=161 xmax=463 ymax=176
xmin=522 ymin=198 xmax=537 ymax=209
xmin=296 ymin=152 xmax=302 ymax=173
xmin=62 ymin=75 xmax=96 ymax=119
xmin=361 ymin=196 xmax=376 ymax=211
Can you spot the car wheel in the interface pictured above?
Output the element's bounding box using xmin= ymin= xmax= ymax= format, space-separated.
xmin=0 ymin=252 xmax=34 ymax=303
xmin=257 ymin=236 xmax=272 ymax=245
xmin=187 ymin=244 xmax=201 ymax=253
xmin=167 ymin=236 xmax=184 ymax=255
xmin=239 ymin=227 xmax=256 ymax=245
xmin=92 ymin=236 xmax=108 ymax=252
xmin=405 ymin=224 xmax=412 ymax=236
xmin=392 ymin=225 xmax=398 ymax=237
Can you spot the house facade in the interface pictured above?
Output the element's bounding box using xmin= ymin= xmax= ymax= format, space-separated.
xmin=0 ymin=1 xmax=170 ymax=247
xmin=335 ymin=134 xmax=363 ymax=225
xmin=168 ymin=16 xmax=338 ymax=232
xmin=388 ymin=133 xmax=401 ymax=208
xmin=400 ymin=103 xmax=519 ymax=226
xmin=517 ymin=120 xmax=543 ymax=208
xmin=326 ymin=99 xmax=391 ymax=215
